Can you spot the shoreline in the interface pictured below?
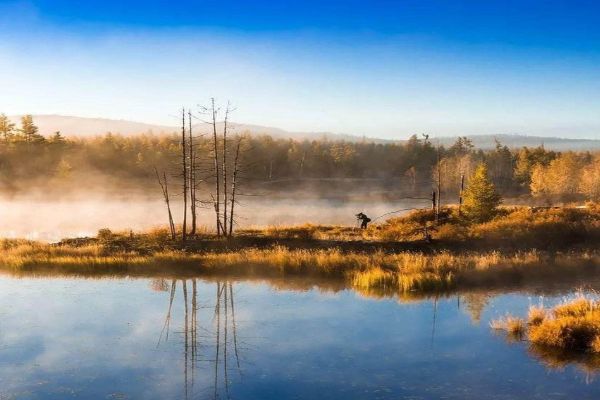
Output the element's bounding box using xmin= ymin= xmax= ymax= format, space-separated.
xmin=2 ymin=204 xmax=599 ymax=294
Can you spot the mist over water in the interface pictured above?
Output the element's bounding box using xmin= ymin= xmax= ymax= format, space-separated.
xmin=0 ymin=195 xmax=428 ymax=241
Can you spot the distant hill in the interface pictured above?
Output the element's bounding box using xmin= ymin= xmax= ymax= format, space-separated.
xmin=8 ymin=114 xmax=600 ymax=150
xmin=8 ymin=115 xmax=177 ymax=137
xmin=436 ymin=134 xmax=600 ymax=151
xmin=8 ymin=114 xmax=392 ymax=143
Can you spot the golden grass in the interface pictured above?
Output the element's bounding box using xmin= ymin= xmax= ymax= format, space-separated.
xmin=494 ymin=295 xmax=600 ymax=354
xmin=491 ymin=314 xmax=526 ymax=338
xmin=2 ymin=238 xmax=600 ymax=295
xmin=239 ymin=224 xmax=363 ymax=241
xmin=238 ymin=204 xmax=600 ymax=248
xmin=527 ymin=305 xmax=547 ymax=326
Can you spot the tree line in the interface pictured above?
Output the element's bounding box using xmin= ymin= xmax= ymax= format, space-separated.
xmin=1 ymin=113 xmax=599 ymax=203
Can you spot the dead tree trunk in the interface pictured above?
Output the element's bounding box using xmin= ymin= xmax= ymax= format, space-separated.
xmin=154 ymin=167 xmax=176 ymax=240
xmin=229 ymin=136 xmax=243 ymax=236
xmin=181 ymin=108 xmax=188 ymax=242
xmin=222 ymin=103 xmax=230 ymax=237
xmin=188 ymin=110 xmax=197 ymax=236
xmin=211 ymin=98 xmax=222 ymax=236
xmin=299 ymin=151 xmax=305 ymax=178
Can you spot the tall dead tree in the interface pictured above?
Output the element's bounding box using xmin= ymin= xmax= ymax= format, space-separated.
xmin=211 ymin=98 xmax=222 ymax=236
xmin=181 ymin=108 xmax=188 ymax=241
xmin=188 ymin=110 xmax=197 ymax=236
xmin=222 ymin=102 xmax=231 ymax=237
xmin=436 ymin=144 xmax=441 ymax=224
xmin=154 ymin=167 xmax=176 ymax=240
xmin=228 ymin=135 xmax=243 ymax=237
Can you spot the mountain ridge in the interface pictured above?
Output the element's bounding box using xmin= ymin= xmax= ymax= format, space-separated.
xmin=7 ymin=114 xmax=600 ymax=150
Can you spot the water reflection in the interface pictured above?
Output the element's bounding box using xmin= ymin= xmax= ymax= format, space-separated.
xmin=1 ymin=275 xmax=600 ymax=399
xmin=529 ymin=345 xmax=600 ymax=382
xmin=153 ymin=279 xmax=244 ymax=400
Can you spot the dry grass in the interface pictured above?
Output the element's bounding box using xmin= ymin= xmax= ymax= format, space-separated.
xmin=2 ymin=204 xmax=600 ymax=293
xmin=528 ymin=305 xmax=547 ymax=326
xmin=494 ymin=295 xmax=600 ymax=354
xmin=528 ymin=296 xmax=600 ymax=352
xmin=2 ymin=238 xmax=600 ymax=295
xmin=239 ymin=224 xmax=363 ymax=241
xmin=374 ymin=204 xmax=600 ymax=247
xmin=491 ymin=315 xmax=526 ymax=338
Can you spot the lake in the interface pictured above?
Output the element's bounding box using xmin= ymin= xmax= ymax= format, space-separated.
xmin=0 ymin=197 xmax=428 ymax=241
xmin=0 ymin=275 xmax=599 ymax=399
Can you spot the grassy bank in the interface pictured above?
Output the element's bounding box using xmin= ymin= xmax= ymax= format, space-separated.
xmin=1 ymin=204 xmax=600 ymax=293
xmin=238 ymin=203 xmax=600 ymax=251
xmin=2 ymin=239 xmax=600 ymax=295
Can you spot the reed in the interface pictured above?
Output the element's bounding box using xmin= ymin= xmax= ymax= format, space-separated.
xmin=2 ymin=239 xmax=600 ymax=295
xmin=493 ymin=295 xmax=600 ymax=354
xmin=491 ymin=315 xmax=526 ymax=338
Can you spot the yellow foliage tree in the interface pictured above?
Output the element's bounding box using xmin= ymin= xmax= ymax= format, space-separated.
xmin=580 ymin=156 xmax=600 ymax=201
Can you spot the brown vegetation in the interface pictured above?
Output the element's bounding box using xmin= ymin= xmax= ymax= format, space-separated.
xmin=1 ymin=204 xmax=600 ymax=294
xmin=493 ymin=296 xmax=600 ymax=355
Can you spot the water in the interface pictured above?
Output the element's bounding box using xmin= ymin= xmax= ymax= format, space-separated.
xmin=0 ymin=197 xmax=426 ymax=241
xmin=0 ymin=275 xmax=599 ymax=399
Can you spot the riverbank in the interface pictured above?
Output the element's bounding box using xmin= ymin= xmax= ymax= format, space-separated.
xmin=2 ymin=205 xmax=599 ymax=294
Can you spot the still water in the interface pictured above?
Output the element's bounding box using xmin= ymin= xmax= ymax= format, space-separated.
xmin=0 ymin=275 xmax=599 ymax=399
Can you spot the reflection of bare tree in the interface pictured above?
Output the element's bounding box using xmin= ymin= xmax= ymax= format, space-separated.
xmin=157 ymin=280 xmax=177 ymax=346
xmin=156 ymin=279 xmax=244 ymax=399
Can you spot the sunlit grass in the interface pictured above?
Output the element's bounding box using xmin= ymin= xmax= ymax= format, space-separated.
xmin=490 ymin=314 xmax=526 ymax=339
xmin=2 ymin=238 xmax=599 ymax=294
xmin=493 ymin=295 xmax=600 ymax=354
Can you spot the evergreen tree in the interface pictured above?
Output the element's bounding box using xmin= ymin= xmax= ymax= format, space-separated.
xmin=49 ymin=131 xmax=66 ymax=144
xmin=462 ymin=163 xmax=502 ymax=223
xmin=0 ymin=113 xmax=15 ymax=143
xmin=514 ymin=147 xmax=532 ymax=187
xmin=19 ymin=115 xmax=45 ymax=143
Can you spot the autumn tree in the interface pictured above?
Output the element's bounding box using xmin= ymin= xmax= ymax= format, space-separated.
xmin=515 ymin=146 xmax=556 ymax=188
xmin=580 ymin=155 xmax=600 ymax=201
xmin=462 ymin=163 xmax=502 ymax=223
xmin=19 ymin=115 xmax=45 ymax=143
xmin=530 ymin=152 xmax=583 ymax=201
xmin=0 ymin=114 xmax=15 ymax=143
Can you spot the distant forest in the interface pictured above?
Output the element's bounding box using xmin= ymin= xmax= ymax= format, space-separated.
xmin=1 ymin=114 xmax=599 ymax=202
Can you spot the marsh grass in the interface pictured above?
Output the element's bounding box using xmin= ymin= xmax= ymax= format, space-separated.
xmin=490 ymin=314 xmax=526 ymax=339
xmin=493 ymin=295 xmax=600 ymax=355
xmin=2 ymin=204 xmax=600 ymax=293
xmin=236 ymin=205 xmax=600 ymax=251
xmin=2 ymin=237 xmax=600 ymax=295
xmin=528 ymin=305 xmax=547 ymax=326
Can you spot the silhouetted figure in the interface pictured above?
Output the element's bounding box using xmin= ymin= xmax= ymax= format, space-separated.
xmin=356 ymin=212 xmax=371 ymax=229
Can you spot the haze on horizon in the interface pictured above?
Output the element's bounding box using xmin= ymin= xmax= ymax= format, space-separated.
xmin=1 ymin=0 xmax=600 ymax=140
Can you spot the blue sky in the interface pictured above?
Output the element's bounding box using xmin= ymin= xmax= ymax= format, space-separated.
xmin=1 ymin=0 xmax=599 ymax=139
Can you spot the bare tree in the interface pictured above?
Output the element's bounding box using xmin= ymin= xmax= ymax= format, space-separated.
xmin=222 ymin=102 xmax=231 ymax=237
xmin=154 ymin=167 xmax=176 ymax=240
xmin=188 ymin=110 xmax=197 ymax=236
xmin=228 ymin=135 xmax=244 ymax=236
xmin=181 ymin=108 xmax=188 ymax=241
xmin=210 ymin=99 xmax=222 ymax=236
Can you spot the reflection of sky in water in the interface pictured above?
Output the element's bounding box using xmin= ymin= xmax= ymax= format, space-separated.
xmin=0 ymin=276 xmax=599 ymax=399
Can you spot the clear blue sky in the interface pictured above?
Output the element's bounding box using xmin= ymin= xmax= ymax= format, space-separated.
xmin=1 ymin=0 xmax=600 ymax=139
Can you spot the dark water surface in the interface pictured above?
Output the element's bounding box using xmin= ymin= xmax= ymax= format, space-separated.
xmin=0 ymin=275 xmax=599 ymax=399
